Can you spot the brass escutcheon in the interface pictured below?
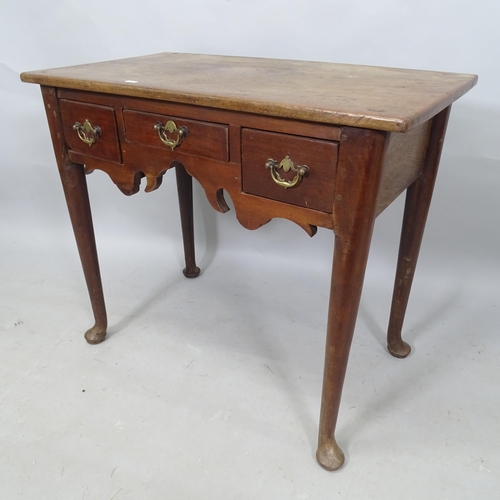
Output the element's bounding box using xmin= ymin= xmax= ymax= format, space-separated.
xmin=73 ymin=119 xmax=101 ymax=147
xmin=265 ymin=156 xmax=309 ymax=189
xmin=154 ymin=120 xmax=189 ymax=150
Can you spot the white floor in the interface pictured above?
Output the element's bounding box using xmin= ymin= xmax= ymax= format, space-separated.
xmin=1 ymin=180 xmax=499 ymax=499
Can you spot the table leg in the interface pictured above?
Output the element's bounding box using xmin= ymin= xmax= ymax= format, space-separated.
xmin=387 ymin=106 xmax=451 ymax=358
xmin=60 ymin=162 xmax=108 ymax=344
xmin=41 ymin=86 xmax=107 ymax=344
xmin=175 ymin=162 xmax=201 ymax=278
xmin=316 ymin=128 xmax=387 ymax=471
xmin=317 ymin=234 xmax=376 ymax=470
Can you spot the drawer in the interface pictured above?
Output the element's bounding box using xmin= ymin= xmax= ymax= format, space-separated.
xmin=241 ymin=129 xmax=338 ymax=212
xmin=59 ymin=99 xmax=122 ymax=163
xmin=123 ymin=110 xmax=229 ymax=161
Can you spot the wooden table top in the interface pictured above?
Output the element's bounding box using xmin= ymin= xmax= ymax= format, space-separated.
xmin=21 ymin=53 xmax=477 ymax=133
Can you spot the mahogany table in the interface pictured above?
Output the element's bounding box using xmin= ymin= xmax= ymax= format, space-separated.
xmin=21 ymin=53 xmax=477 ymax=470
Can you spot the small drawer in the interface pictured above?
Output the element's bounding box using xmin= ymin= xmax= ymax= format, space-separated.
xmin=59 ymin=99 xmax=122 ymax=163
xmin=242 ymin=129 xmax=339 ymax=213
xmin=123 ymin=110 xmax=229 ymax=161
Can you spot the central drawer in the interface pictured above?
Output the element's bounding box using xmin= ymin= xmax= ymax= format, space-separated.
xmin=242 ymin=129 xmax=339 ymax=213
xmin=123 ymin=109 xmax=229 ymax=161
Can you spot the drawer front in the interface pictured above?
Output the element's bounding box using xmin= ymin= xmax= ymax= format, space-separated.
xmin=123 ymin=110 xmax=229 ymax=161
xmin=59 ymin=99 xmax=122 ymax=163
xmin=242 ymin=129 xmax=338 ymax=212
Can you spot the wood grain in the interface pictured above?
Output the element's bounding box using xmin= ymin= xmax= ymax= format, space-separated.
xmin=123 ymin=109 xmax=228 ymax=161
xmin=386 ymin=107 xmax=451 ymax=358
xmin=376 ymin=120 xmax=432 ymax=215
xmin=24 ymin=55 xmax=476 ymax=472
xmin=22 ymin=53 xmax=477 ymax=132
xmin=317 ymin=127 xmax=388 ymax=471
xmin=41 ymin=87 xmax=108 ymax=344
xmin=59 ymin=99 xmax=122 ymax=163
xmin=57 ymin=89 xmax=343 ymax=142
xmin=241 ymin=128 xmax=338 ymax=212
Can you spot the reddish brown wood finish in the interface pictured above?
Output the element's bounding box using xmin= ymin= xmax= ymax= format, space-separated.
xmin=387 ymin=106 xmax=451 ymax=358
xmin=376 ymin=120 xmax=431 ymax=216
xmin=241 ymin=128 xmax=338 ymax=212
xmin=123 ymin=109 xmax=229 ymax=161
xmin=23 ymin=55 xmax=476 ymax=472
xmin=22 ymin=53 xmax=477 ymax=132
xmin=316 ymin=128 xmax=388 ymax=471
xmin=59 ymin=99 xmax=122 ymax=163
xmin=175 ymin=162 xmax=201 ymax=278
xmin=37 ymin=84 xmax=457 ymax=469
xmin=41 ymin=87 xmax=107 ymax=344
xmin=57 ymin=88 xmax=343 ymax=142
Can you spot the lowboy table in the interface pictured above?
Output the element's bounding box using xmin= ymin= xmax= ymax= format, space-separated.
xmin=21 ymin=53 xmax=477 ymax=470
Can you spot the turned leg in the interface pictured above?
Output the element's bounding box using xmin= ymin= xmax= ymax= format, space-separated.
xmin=175 ymin=162 xmax=201 ymax=278
xmin=387 ymin=106 xmax=451 ymax=358
xmin=41 ymin=86 xmax=107 ymax=344
xmin=316 ymin=128 xmax=388 ymax=471
xmin=60 ymin=162 xmax=108 ymax=344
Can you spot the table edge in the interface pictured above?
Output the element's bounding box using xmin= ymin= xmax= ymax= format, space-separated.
xmin=20 ymin=70 xmax=478 ymax=133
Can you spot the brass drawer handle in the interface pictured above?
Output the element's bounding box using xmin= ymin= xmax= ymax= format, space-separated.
xmin=265 ymin=156 xmax=309 ymax=189
xmin=154 ymin=120 xmax=189 ymax=150
xmin=73 ymin=119 xmax=101 ymax=147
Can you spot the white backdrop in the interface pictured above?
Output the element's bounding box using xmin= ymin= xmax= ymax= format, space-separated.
xmin=0 ymin=1 xmax=499 ymax=496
